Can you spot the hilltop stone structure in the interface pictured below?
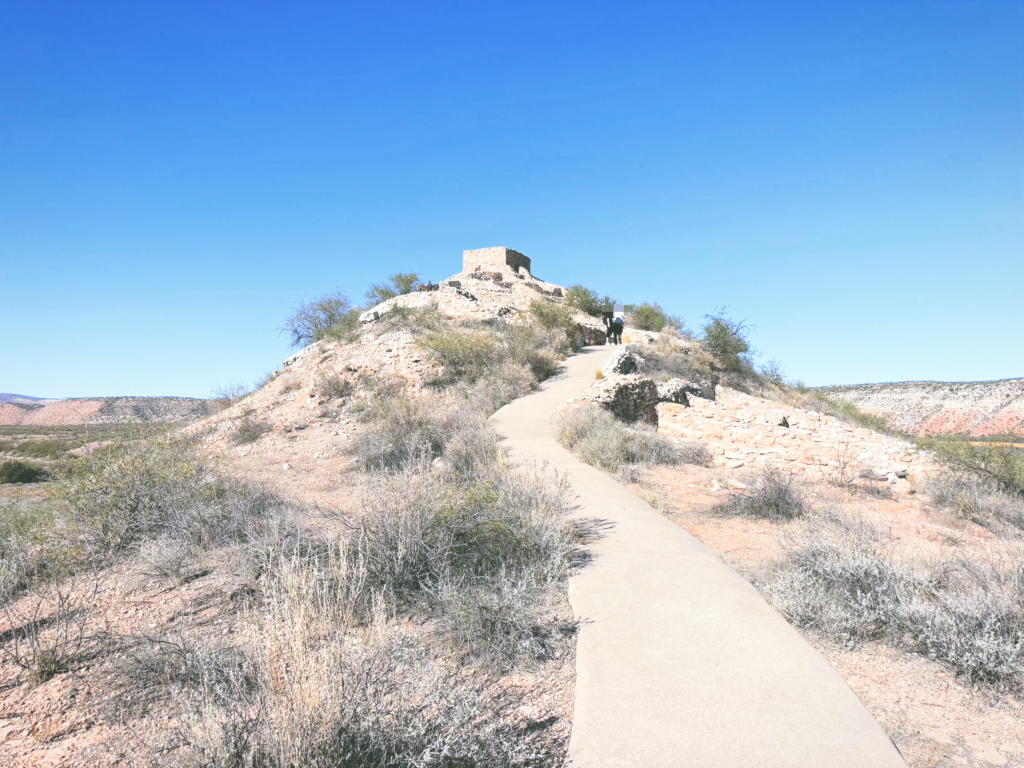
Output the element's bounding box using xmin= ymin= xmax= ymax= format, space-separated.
xmin=463 ymin=246 xmax=532 ymax=276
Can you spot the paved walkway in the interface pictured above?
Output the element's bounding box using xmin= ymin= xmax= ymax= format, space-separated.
xmin=490 ymin=346 xmax=906 ymax=768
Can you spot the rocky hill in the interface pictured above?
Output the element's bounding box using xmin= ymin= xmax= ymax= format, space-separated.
xmin=0 ymin=396 xmax=216 ymax=426
xmin=817 ymin=378 xmax=1024 ymax=438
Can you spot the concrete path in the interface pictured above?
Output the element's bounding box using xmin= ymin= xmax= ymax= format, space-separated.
xmin=490 ymin=346 xmax=906 ymax=768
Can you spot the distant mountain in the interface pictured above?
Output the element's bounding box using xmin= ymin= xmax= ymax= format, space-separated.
xmin=817 ymin=378 xmax=1024 ymax=438
xmin=0 ymin=393 xmax=46 ymax=403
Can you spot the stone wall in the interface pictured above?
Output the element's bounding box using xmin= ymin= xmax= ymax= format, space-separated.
xmin=463 ymin=246 xmax=532 ymax=276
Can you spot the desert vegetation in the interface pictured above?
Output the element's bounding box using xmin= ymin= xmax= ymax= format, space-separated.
xmin=553 ymin=404 xmax=710 ymax=472
xmin=757 ymin=503 xmax=1024 ymax=693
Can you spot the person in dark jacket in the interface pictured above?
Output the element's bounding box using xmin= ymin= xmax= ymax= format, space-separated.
xmin=610 ymin=316 xmax=624 ymax=345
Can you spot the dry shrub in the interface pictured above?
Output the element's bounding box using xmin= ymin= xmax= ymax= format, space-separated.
xmin=175 ymin=543 xmax=566 ymax=767
xmin=928 ymin=472 xmax=1024 ymax=534
xmin=760 ymin=508 xmax=1024 ymax=692
xmin=1 ymin=577 xmax=102 ymax=684
xmin=316 ymin=373 xmax=353 ymax=400
xmin=232 ymin=414 xmax=270 ymax=445
xmin=552 ymin=405 xmax=681 ymax=472
xmin=49 ymin=440 xmax=290 ymax=561
xmin=716 ymin=466 xmax=809 ymax=521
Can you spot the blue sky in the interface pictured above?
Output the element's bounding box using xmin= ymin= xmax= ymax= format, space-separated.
xmin=1 ymin=1 xmax=1021 ymax=398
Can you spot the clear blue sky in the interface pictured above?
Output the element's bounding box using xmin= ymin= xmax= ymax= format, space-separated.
xmin=2 ymin=1 xmax=1021 ymax=398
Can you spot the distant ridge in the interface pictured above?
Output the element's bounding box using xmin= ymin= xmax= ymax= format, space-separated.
xmin=0 ymin=395 xmax=217 ymax=426
xmin=0 ymin=393 xmax=46 ymax=403
xmin=817 ymin=377 xmax=1024 ymax=438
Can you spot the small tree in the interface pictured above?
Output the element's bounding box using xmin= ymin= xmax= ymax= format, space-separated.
xmin=565 ymin=285 xmax=615 ymax=317
xmin=281 ymin=290 xmax=354 ymax=348
xmin=700 ymin=309 xmax=751 ymax=372
xmin=366 ymin=272 xmax=421 ymax=305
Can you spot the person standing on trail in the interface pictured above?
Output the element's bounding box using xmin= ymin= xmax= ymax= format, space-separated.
xmin=610 ymin=316 xmax=624 ymax=345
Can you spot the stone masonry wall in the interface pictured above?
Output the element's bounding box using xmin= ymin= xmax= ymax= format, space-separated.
xmin=658 ymin=387 xmax=937 ymax=489
xmin=463 ymin=246 xmax=532 ymax=276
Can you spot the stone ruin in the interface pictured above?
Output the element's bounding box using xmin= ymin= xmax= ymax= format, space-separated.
xmin=463 ymin=246 xmax=532 ymax=277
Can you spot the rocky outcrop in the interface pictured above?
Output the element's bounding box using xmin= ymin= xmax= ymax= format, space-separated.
xmin=818 ymin=378 xmax=1024 ymax=438
xmin=568 ymin=374 xmax=660 ymax=425
xmin=602 ymin=345 xmax=645 ymax=376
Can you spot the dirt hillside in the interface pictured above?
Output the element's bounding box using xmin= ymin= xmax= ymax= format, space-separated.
xmin=818 ymin=378 xmax=1024 ymax=438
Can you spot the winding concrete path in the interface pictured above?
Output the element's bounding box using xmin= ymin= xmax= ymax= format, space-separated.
xmin=490 ymin=346 xmax=906 ymax=768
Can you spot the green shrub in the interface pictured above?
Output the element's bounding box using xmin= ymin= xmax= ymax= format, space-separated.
xmin=800 ymin=394 xmax=899 ymax=436
xmin=365 ymin=272 xmax=421 ymax=305
xmin=927 ymin=472 xmax=1024 ymax=533
xmin=418 ymin=329 xmax=499 ymax=383
xmin=529 ymin=300 xmax=580 ymax=346
xmin=8 ymin=439 xmax=73 ymax=460
xmin=51 ymin=440 xmax=285 ymax=558
xmin=0 ymin=460 xmax=46 ymax=484
xmin=700 ymin=309 xmax=751 ymax=373
xmin=565 ymin=285 xmax=614 ymax=317
xmin=282 ymin=290 xmax=359 ymax=348
xmin=920 ymin=437 xmax=1024 ymax=497
xmin=625 ymin=302 xmax=672 ymax=332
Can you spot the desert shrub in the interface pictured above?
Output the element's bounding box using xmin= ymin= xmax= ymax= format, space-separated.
xmin=437 ymin=577 xmax=565 ymax=671
xmin=760 ymin=508 xmax=1024 ymax=691
xmin=51 ymin=440 xmax=286 ymax=559
xmin=419 ymin=329 xmax=499 ymax=383
xmin=317 ymin=373 xmax=353 ymax=400
xmin=378 ymin=305 xmax=446 ymax=334
xmin=676 ymin=441 xmax=714 ymax=467
xmin=927 ymin=472 xmax=1024 ymax=533
xmin=564 ymin=284 xmax=614 ymax=317
xmin=799 ymin=392 xmax=900 ymax=436
xmin=758 ymin=359 xmax=787 ymax=387
xmin=180 ymin=621 xmax=561 ymax=767
xmin=211 ymin=383 xmax=250 ymax=411
xmin=1 ymin=578 xmax=101 ymax=683
xmin=460 ymin=362 xmax=537 ymax=413
xmin=494 ymin=323 xmax=564 ymax=382
xmin=921 ymin=437 xmax=1024 ymax=497
xmin=8 ymin=439 xmax=72 ymax=460
xmin=125 ymin=633 xmax=252 ymax=704
xmin=552 ymin=405 xmax=680 ymax=472
xmin=529 ymin=301 xmax=580 ymax=349
xmin=231 ymin=414 xmax=271 ymax=445
xmin=353 ymin=463 xmax=577 ymax=654
xmin=354 ymin=396 xmax=451 ymax=471
xmin=419 ymin=321 xmax=565 ymax=388
xmin=0 ymin=460 xmax=46 ymax=484
xmin=700 ymin=309 xmax=751 ymax=373
xmin=716 ymin=467 xmax=809 ymax=521
xmin=282 ymin=290 xmax=359 ymax=348
xmin=365 ymin=272 xmax=421 ymax=305
xmin=625 ymin=302 xmax=672 ymax=332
